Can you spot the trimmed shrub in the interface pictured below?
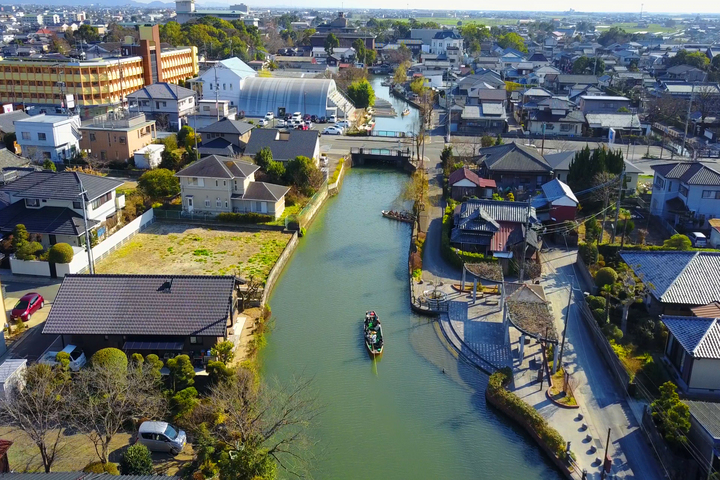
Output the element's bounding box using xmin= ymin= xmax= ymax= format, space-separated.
xmin=15 ymin=241 xmax=44 ymax=260
xmin=47 ymin=243 xmax=74 ymax=263
xmin=587 ymin=295 xmax=606 ymax=310
xmin=595 ymin=267 xmax=618 ymax=288
xmin=91 ymin=348 xmax=128 ymax=373
xmin=83 ymin=462 xmax=120 ymax=475
xmin=487 ymin=368 xmax=568 ymax=460
xmin=216 ymin=212 xmax=273 ymax=224
xmin=120 ymin=444 xmax=154 ymax=475
xmin=578 ymin=242 xmax=598 ymax=265
xmin=604 ymin=324 xmax=624 ymax=342
xmin=592 ymin=308 xmax=606 ymax=325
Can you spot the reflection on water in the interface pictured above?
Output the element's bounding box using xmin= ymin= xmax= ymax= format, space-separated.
xmin=369 ymin=74 xmax=420 ymax=134
xmin=261 ymin=169 xmax=561 ymax=480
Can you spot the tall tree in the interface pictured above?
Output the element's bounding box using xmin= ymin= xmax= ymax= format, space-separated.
xmin=0 ymin=364 xmax=69 ymax=472
xmin=324 ymin=33 xmax=339 ymax=56
xmin=352 ymin=38 xmax=366 ymax=64
xmin=497 ymin=32 xmax=527 ymax=53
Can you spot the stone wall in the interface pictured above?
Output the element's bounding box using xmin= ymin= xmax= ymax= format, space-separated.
xmin=261 ymin=231 xmax=300 ymax=306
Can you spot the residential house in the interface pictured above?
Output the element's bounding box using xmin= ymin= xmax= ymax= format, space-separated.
xmin=431 ymin=30 xmax=462 ymax=56
xmin=585 ymin=113 xmax=642 ymax=138
xmin=450 ymin=199 xmax=541 ymax=259
xmin=0 ymin=110 xmax=29 ymax=137
xmin=175 ymin=154 xmax=289 ymax=218
xmin=664 ymin=64 xmax=707 ymax=83
xmin=42 ymin=274 xmax=238 ymax=364
xmin=79 ymin=112 xmax=156 ymax=164
xmin=660 ymin=316 xmax=720 ymax=396
xmin=650 ymin=162 xmax=720 ymax=228
xmin=459 ymin=88 xmax=508 ymax=135
xmin=532 ymin=178 xmax=578 ymax=222
xmin=0 ymin=171 xmax=124 ymax=248
xmin=133 ymin=144 xmax=165 ymax=169
xmin=526 ymin=98 xmax=585 ymax=137
xmin=473 ymin=143 xmax=554 ymax=192
xmin=534 ymin=66 xmax=561 ymax=86
xmin=126 ymin=83 xmax=197 ymax=130
xmin=448 ymin=167 xmax=496 ymax=201
xmin=620 ymin=251 xmax=720 ymax=315
xmin=244 ymin=129 xmax=320 ymax=164
xmin=410 ymin=28 xmax=443 ymax=53
xmin=710 ymin=219 xmax=720 ymax=248
xmin=685 ymin=400 xmax=720 ymax=476
xmin=545 ymin=74 xmax=599 ymax=93
xmin=543 ymin=152 xmax=641 ymax=192
xmin=660 ymin=82 xmax=720 ymax=99
xmin=187 ymin=99 xmax=238 ymax=131
xmin=578 ymin=95 xmax=632 ymax=114
xmin=456 ymin=72 xmax=506 ymax=96
xmin=14 ymin=115 xmax=81 ymax=165
xmin=197 ymin=118 xmax=254 ymax=157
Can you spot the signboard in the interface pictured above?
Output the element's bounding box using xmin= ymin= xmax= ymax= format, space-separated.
xmin=278 ymin=107 xmax=286 ymax=118
xmin=608 ymin=128 xmax=616 ymax=145
xmin=2 ymin=104 xmax=12 ymax=113
xmin=65 ymin=94 xmax=75 ymax=110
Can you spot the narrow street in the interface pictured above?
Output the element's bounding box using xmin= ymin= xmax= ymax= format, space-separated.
xmin=541 ymin=248 xmax=665 ymax=480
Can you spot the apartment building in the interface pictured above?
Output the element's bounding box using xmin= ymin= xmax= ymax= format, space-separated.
xmin=79 ymin=112 xmax=156 ymax=164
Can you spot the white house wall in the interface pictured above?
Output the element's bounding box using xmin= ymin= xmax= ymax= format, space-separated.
xmin=689 ymin=358 xmax=720 ymax=391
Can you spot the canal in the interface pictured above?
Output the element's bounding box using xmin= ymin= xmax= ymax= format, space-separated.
xmin=368 ymin=74 xmax=420 ymax=133
xmin=262 ymin=169 xmax=561 ymax=479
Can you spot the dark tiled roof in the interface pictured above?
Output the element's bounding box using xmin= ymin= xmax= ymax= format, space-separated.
xmin=42 ymin=275 xmax=236 ymax=337
xmin=469 ymin=89 xmax=507 ymax=101
xmin=197 ymin=138 xmax=243 ymax=157
xmin=176 ymin=155 xmax=258 ymax=179
xmin=0 ymin=202 xmax=98 ymax=235
xmin=198 ymin=118 xmax=254 ymax=136
xmin=543 ymin=151 xmax=577 ymax=171
xmin=0 ymin=149 xmax=29 ymax=170
xmin=126 ymin=83 xmax=195 ymax=100
xmin=0 ymin=109 xmax=29 ymax=133
xmin=556 ymin=74 xmax=598 ymax=84
xmin=651 ymin=162 xmax=720 ymax=186
xmin=686 ymin=400 xmax=720 ymax=440
xmin=241 ymin=182 xmax=289 ymax=202
xmin=661 ymin=316 xmax=720 ymax=359
xmin=244 ymin=129 xmax=319 ymax=161
xmin=621 ymin=251 xmax=720 ymax=305
xmin=433 ymin=30 xmax=461 ymax=39
xmin=0 ymin=171 xmax=123 ymax=201
xmin=476 ymin=143 xmax=552 ymax=173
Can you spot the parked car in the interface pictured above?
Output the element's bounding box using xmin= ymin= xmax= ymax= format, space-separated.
xmin=276 ymin=119 xmax=286 ymax=127
xmin=303 ymin=114 xmax=311 ymax=122
xmin=305 ymin=120 xmax=314 ymax=129
xmin=39 ymin=345 xmax=87 ymax=371
xmin=319 ymin=116 xmax=327 ymax=124
xmin=136 ymin=421 xmax=187 ymax=455
xmin=296 ymin=123 xmax=309 ymax=130
xmin=257 ymin=119 xmax=268 ymax=127
xmin=323 ymin=126 xmax=342 ymax=135
xmin=265 ymin=112 xmax=274 ymax=121
xmin=689 ymin=231 xmax=708 ymax=247
xmin=336 ymin=120 xmax=350 ymax=129
xmin=285 ymin=113 xmax=293 ymax=121
xmin=329 ymin=114 xmax=337 ymax=123
xmin=11 ymin=292 xmax=44 ymax=322
xmin=311 ymin=115 xmax=318 ymax=122
xmin=292 ymin=112 xmax=302 ymax=121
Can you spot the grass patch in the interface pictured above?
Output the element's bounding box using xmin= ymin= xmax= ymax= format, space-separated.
xmin=596 ymin=22 xmax=679 ymax=33
xmin=549 ymin=369 xmax=578 ymax=407
xmin=192 ymin=248 xmax=212 ymax=256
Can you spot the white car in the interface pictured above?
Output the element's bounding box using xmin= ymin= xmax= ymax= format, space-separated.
xmin=305 ymin=120 xmax=314 ymax=129
xmin=336 ymin=120 xmax=350 ymax=128
xmin=292 ymin=111 xmax=302 ymax=121
xmin=320 ymin=154 xmax=329 ymax=167
xmin=257 ymin=119 xmax=268 ymax=127
xmin=276 ymin=119 xmax=286 ymax=127
xmin=39 ymin=345 xmax=87 ymax=372
xmin=265 ymin=111 xmax=274 ymax=120
xmin=328 ymin=114 xmax=337 ymax=123
xmin=323 ymin=127 xmax=342 ymax=135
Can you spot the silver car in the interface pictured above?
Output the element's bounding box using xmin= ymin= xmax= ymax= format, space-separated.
xmin=136 ymin=421 xmax=186 ymax=455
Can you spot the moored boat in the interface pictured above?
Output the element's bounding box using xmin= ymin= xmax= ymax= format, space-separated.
xmin=401 ymin=108 xmax=410 ymax=116
xmin=381 ymin=77 xmax=392 ymax=86
xmin=381 ymin=210 xmax=415 ymax=224
xmin=364 ymin=311 xmax=383 ymax=356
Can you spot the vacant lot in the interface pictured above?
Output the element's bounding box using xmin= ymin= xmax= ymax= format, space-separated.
xmin=95 ymin=223 xmax=291 ymax=282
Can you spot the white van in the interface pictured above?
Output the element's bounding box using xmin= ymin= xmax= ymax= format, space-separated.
xmin=688 ymin=231 xmax=707 ymax=247
xmin=292 ymin=111 xmax=302 ymax=121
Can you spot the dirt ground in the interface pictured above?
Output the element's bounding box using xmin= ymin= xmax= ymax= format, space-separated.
xmin=95 ymin=223 xmax=291 ymax=281
xmin=0 ymin=428 xmax=192 ymax=475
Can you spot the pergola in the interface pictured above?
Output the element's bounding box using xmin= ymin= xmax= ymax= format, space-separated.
xmin=461 ymin=262 xmax=505 ymax=306
xmin=504 ymin=282 xmax=558 ymax=367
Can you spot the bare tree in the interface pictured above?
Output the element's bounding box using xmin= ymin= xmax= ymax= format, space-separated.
xmin=0 ymin=364 xmax=69 ymax=472
xmin=70 ymin=363 xmax=166 ymax=464
xmin=647 ymin=94 xmax=686 ymax=126
xmin=591 ymin=171 xmax=618 ymax=240
xmin=201 ymin=368 xmax=322 ymax=477
xmin=693 ymin=85 xmax=720 ymax=126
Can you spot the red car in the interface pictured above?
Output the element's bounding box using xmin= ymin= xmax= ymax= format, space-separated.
xmin=11 ymin=292 xmax=44 ymax=322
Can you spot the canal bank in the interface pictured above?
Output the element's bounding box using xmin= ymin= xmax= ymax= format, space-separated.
xmin=261 ymin=168 xmax=562 ymax=479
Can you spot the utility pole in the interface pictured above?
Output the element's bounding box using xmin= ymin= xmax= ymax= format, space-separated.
xmin=77 ymin=176 xmax=94 ymax=274
xmin=541 ymin=123 xmax=546 ymax=155
xmin=518 ymin=199 xmax=533 ymax=282
xmin=610 ymin=171 xmax=625 ymax=243
xmin=558 ymin=277 xmax=574 ymax=370
xmin=682 ymin=82 xmax=695 ymax=158
xmin=213 ymin=64 xmax=220 ymax=122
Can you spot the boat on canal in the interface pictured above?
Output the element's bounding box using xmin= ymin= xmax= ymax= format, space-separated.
xmin=381 ymin=210 xmax=415 ymax=224
xmin=401 ymin=108 xmax=410 ymax=116
xmin=364 ymin=311 xmax=383 ymax=356
xmin=381 ymin=77 xmax=393 ymax=86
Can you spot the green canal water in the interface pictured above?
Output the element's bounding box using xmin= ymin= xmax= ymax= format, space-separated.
xmin=262 ymin=169 xmax=561 ymax=479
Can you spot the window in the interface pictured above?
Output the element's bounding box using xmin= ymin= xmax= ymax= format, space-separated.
xmin=89 ymin=133 xmax=96 ymax=142
xmin=203 ymin=105 xmax=210 ymax=111
xmin=100 ymin=151 xmax=107 ymax=161
xmin=209 ymin=83 xmax=213 ymax=90
xmin=119 ymin=136 xmax=126 ymax=145
xmin=215 ymin=180 xmax=218 ymax=187
xmin=229 ymin=83 xmax=233 ymax=90
xmin=205 ymin=197 xmax=210 ymax=207
xmin=223 ymin=83 xmax=226 ymax=90
xmin=21 ymin=131 xmax=30 ymax=140
xmin=190 ymin=336 xmax=199 ymax=344
xmin=224 ymin=201 xmax=228 ymax=208
xmin=216 ymin=197 xmax=221 ymax=207
xmin=702 ymin=190 xmax=720 ymax=199
xmin=73 ymin=200 xmax=82 ymax=209
xmin=188 ymin=177 xmax=203 ymax=186
xmin=90 ymin=192 xmax=112 ymax=210
xmin=679 ymin=185 xmax=688 ymax=197
xmin=654 ymin=176 xmax=665 ymax=189
xmin=668 ymin=181 xmax=673 ymax=192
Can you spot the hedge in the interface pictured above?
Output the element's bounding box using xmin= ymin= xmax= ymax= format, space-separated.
xmin=83 ymin=462 xmax=119 ymax=475
xmin=216 ymin=212 xmax=274 ymax=224
xmin=91 ymin=347 xmax=128 ymax=372
xmin=487 ymin=367 xmax=568 ymax=461
xmin=48 ymin=243 xmax=74 ymax=263
xmin=441 ymin=205 xmax=495 ymax=268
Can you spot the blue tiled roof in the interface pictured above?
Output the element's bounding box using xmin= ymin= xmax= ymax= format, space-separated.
xmin=662 ymin=316 xmax=720 ymax=359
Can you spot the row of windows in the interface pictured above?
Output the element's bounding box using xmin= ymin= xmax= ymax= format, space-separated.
xmin=20 ymin=132 xmax=46 ymax=141
xmin=205 ymin=197 xmax=229 ymax=208
xmin=208 ymin=83 xmax=233 ymax=91
xmin=88 ymin=133 xmax=126 ymax=145
xmin=91 ymin=192 xmax=112 ymax=210
xmin=702 ymin=190 xmax=720 ymax=199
